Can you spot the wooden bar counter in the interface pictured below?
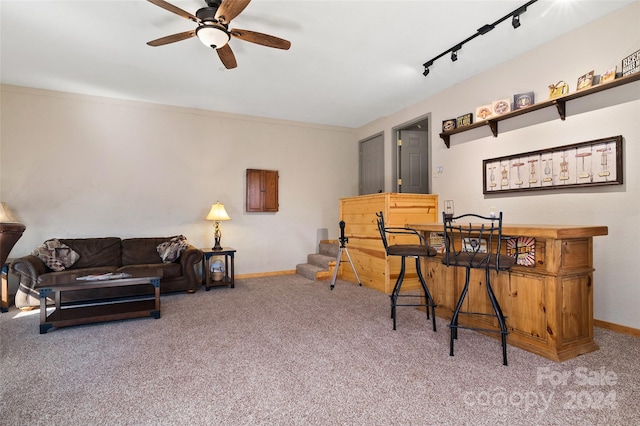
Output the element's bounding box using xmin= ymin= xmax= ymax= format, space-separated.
xmin=407 ymin=223 xmax=608 ymax=362
xmin=339 ymin=193 xmax=438 ymax=294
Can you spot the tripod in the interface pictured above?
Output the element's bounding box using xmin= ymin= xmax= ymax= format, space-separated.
xmin=330 ymin=221 xmax=362 ymax=290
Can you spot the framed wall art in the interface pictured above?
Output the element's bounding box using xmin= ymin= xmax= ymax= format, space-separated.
xmin=483 ymin=135 xmax=623 ymax=194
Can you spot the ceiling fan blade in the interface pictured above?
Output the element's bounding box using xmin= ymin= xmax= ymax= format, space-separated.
xmin=147 ymin=0 xmax=200 ymax=23
xmin=217 ymin=44 xmax=238 ymax=69
xmin=215 ymin=0 xmax=251 ymax=24
xmin=147 ymin=30 xmax=196 ymax=46
xmin=230 ymin=28 xmax=291 ymax=50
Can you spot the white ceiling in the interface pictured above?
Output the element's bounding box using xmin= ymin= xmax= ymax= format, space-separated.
xmin=0 ymin=0 xmax=634 ymax=128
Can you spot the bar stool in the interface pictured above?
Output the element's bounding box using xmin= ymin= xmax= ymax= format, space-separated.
xmin=376 ymin=211 xmax=437 ymax=331
xmin=442 ymin=212 xmax=515 ymax=365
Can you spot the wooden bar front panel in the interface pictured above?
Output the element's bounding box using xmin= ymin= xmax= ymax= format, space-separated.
xmin=409 ymin=223 xmax=607 ymax=362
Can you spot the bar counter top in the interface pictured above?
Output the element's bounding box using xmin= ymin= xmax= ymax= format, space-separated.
xmin=407 ymin=223 xmax=608 ymax=239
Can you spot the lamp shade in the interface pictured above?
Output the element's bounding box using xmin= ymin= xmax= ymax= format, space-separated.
xmin=205 ymin=202 xmax=231 ymax=222
xmin=0 ymin=202 xmax=20 ymax=223
xmin=0 ymin=202 xmax=26 ymax=268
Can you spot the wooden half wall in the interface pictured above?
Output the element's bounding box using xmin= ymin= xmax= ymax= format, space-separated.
xmin=338 ymin=193 xmax=438 ymax=294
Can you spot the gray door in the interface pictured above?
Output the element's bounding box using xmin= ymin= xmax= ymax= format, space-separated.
xmin=399 ymin=130 xmax=429 ymax=193
xmin=359 ymin=134 xmax=384 ymax=195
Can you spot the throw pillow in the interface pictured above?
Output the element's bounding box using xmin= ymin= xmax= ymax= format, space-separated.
xmin=157 ymin=235 xmax=189 ymax=263
xmin=32 ymin=239 xmax=81 ymax=272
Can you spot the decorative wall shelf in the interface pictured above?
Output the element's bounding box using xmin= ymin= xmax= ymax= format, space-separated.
xmin=439 ymin=72 xmax=640 ymax=148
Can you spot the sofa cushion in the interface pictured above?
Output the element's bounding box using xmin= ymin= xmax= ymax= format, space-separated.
xmin=121 ymin=237 xmax=169 ymax=266
xmin=157 ymin=235 xmax=189 ymax=263
xmin=60 ymin=238 xmax=122 ymax=269
xmin=118 ymin=263 xmax=181 ymax=279
xmin=31 ymin=239 xmax=80 ymax=272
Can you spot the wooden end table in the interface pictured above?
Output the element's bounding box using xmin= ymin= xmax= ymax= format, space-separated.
xmin=201 ymin=247 xmax=236 ymax=290
xmin=38 ymin=275 xmax=161 ymax=334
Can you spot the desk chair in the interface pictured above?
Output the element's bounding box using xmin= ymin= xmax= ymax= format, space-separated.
xmin=376 ymin=211 xmax=437 ymax=331
xmin=442 ymin=212 xmax=515 ymax=365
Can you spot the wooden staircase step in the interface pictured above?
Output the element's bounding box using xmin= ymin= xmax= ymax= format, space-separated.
xmin=295 ymin=240 xmax=339 ymax=281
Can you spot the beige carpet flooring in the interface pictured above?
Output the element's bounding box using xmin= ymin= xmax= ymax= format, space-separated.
xmin=1 ymin=275 xmax=639 ymax=425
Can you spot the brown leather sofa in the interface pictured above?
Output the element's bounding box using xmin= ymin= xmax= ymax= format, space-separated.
xmin=11 ymin=236 xmax=203 ymax=309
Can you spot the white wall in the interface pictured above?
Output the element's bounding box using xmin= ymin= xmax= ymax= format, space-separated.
xmin=0 ymin=87 xmax=358 ymax=276
xmin=356 ymin=2 xmax=640 ymax=329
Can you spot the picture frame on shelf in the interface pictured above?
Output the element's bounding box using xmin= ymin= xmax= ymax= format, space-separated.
xmin=456 ymin=113 xmax=473 ymax=128
xmin=475 ymin=104 xmax=493 ymax=121
xmin=513 ymin=92 xmax=534 ymax=110
xmin=576 ymin=70 xmax=595 ymax=91
xmin=482 ymin=135 xmax=623 ymax=194
xmin=548 ymin=81 xmax=569 ymax=99
xmin=622 ymin=49 xmax=639 ymax=76
xmin=491 ymin=99 xmax=511 ymax=116
xmin=600 ymin=66 xmax=617 ymax=84
xmin=442 ymin=118 xmax=456 ymax=132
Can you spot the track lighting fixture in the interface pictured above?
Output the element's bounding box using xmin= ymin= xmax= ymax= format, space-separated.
xmin=512 ymin=4 xmax=528 ymax=29
xmin=421 ymin=0 xmax=536 ymax=77
xmin=512 ymin=14 xmax=521 ymax=29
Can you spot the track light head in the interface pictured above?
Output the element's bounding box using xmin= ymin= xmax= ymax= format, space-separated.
xmin=422 ymin=61 xmax=433 ymax=77
xmin=512 ymin=14 xmax=521 ymax=29
xmin=512 ymin=5 xmax=527 ymax=29
xmin=450 ymin=44 xmax=461 ymax=62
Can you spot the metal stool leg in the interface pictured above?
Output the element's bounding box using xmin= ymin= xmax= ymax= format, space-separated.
xmin=485 ymin=268 xmax=508 ymax=366
xmin=415 ymin=257 xmax=437 ymax=332
xmin=449 ymin=267 xmax=471 ymax=356
xmin=390 ymin=256 xmax=407 ymax=330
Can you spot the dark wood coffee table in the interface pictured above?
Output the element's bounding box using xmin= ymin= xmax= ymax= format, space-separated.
xmin=38 ymin=275 xmax=161 ymax=334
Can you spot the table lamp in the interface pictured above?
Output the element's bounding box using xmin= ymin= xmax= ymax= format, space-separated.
xmin=205 ymin=201 xmax=231 ymax=250
xmin=0 ymin=202 xmax=26 ymax=267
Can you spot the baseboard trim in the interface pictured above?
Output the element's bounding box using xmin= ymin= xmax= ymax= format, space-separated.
xmin=595 ymin=319 xmax=640 ymax=337
xmin=236 ymin=270 xmax=296 ymax=279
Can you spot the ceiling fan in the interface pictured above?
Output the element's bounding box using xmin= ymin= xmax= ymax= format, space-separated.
xmin=146 ymin=0 xmax=291 ymax=69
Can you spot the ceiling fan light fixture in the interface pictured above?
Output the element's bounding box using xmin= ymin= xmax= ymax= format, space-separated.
xmin=196 ymin=24 xmax=230 ymax=49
